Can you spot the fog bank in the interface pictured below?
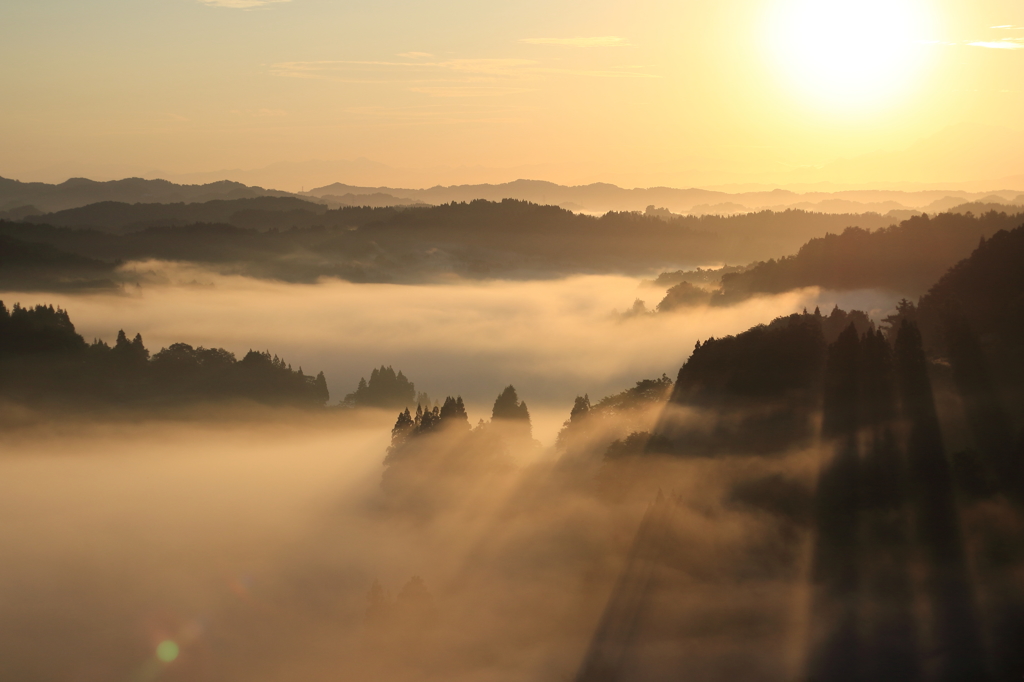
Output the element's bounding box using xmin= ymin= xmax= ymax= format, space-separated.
xmin=0 ymin=263 xmax=896 ymax=442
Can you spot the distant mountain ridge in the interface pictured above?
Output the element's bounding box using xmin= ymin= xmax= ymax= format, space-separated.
xmin=304 ymin=180 xmax=1022 ymax=215
xmin=4 ymin=174 xmax=1022 ymax=220
xmin=0 ymin=176 xmax=433 ymax=216
xmin=0 ymin=176 xmax=298 ymax=214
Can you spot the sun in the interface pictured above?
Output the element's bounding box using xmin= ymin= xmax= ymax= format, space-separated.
xmin=767 ymin=0 xmax=933 ymax=111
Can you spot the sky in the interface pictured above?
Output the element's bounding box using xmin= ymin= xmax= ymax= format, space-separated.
xmin=1 ymin=0 xmax=1023 ymax=188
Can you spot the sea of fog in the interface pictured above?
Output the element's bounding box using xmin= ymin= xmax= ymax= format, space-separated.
xmin=0 ymin=265 xmax=901 ymax=682
xmin=1 ymin=262 xmax=899 ymax=442
xmin=0 ymin=412 xmax=821 ymax=682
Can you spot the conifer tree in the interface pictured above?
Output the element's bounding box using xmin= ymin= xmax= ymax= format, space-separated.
xmin=492 ymin=385 xmax=530 ymax=421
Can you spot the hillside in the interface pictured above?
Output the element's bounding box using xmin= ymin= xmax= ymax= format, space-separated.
xmin=710 ymin=210 xmax=1024 ymax=302
xmin=0 ymin=234 xmax=118 ymax=290
xmin=0 ymin=200 xmax=897 ymax=284
xmin=21 ymin=196 xmax=329 ymax=233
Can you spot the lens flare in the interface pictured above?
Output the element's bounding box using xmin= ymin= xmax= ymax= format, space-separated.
xmin=156 ymin=640 xmax=179 ymax=663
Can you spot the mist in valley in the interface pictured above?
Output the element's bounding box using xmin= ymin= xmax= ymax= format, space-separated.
xmin=0 ymin=267 xmax=898 ymax=682
xmin=1 ymin=263 xmax=862 ymax=424
xmin=0 ymin=390 xmax=825 ymax=682
xmin=4 ymin=216 xmax=1024 ymax=682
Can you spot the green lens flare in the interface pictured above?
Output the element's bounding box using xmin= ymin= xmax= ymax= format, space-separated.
xmin=156 ymin=640 xmax=179 ymax=663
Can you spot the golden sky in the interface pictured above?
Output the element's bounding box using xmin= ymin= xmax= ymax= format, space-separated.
xmin=1 ymin=0 xmax=1023 ymax=189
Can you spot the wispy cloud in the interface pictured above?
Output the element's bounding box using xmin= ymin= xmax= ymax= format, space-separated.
xmin=269 ymin=58 xmax=657 ymax=87
xmin=408 ymin=86 xmax=534 ymax=98
xmin=336 ymin=102 xmax=528 ymax=126
xmin=228 ymin=108 xmax=289 ymax=117
xmin=969 ymin=39 xmax=1024 ymax=50
xmin=398 ymin=52 xmax=434 ymax=59
xmin=198 ymin=0 xmax=290 ymax=8
xmin=520 ymin=36 xmax=630 ymax=47
xmin=968 ymin=24 xmax=1024 ymax=49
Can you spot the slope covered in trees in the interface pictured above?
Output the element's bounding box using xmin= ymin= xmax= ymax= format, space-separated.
xmin=915 ymin=224 xmax=1024 ymax=415
xmin=611 ymin=228 xmax=1024 ymax=470
xmin=1 ymin=200 xmax=896 ymax=284
xmin=21 ymin=196 xmax=329 ymax=233
xmin=917 ymin=225 xmax=1024 ymax=352
xmin=0 ymin=234 xmax=119 ymax=290
xmin=710 ymin=210 xmax=1024 ymax=302
xmin=569 ymin=298 xmax=1024 ymax=681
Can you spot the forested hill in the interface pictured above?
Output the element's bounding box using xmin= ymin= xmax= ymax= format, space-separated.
xmin=19 ymin=196 xmax=329 ymax=233
xmin=1 ymin=200 xmax=894 ymax=285
xmin=0 ymin=234 xmax=117 ymax=290
xmin=918 ymin=224 xmax=1024 ymax=349
xmin=916 ymin=224 xmax=1024 ymax=408
xmin=646 ymin=223 xmax=1024 ymax=458
xmin=709 ymin=210 xmax=1024 ymax=302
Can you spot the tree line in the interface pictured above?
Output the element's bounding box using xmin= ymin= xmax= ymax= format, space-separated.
xmin=654 ymin=210 xmax=1024 ymax=311
xmin=0 ymin=302 xmax=329 ymax=408
xmin=0 ymin=200 xmax=898 ymax=287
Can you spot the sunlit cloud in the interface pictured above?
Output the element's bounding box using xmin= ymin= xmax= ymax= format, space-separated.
xmin=228 ymin=108 xmax=290 ymax=117
xmin=398 ymin=52 xmax=434 ymax=59
xmin=408 ymin=86 xmax=534 ymax=98
xmin=969 ymin=24 xmax=1024 ymax=49
xmin=520 ymin=36 xmax=630 ymax=47
xmin=198 ymin=0 xmax=290 ymax=8
xmin=268 ymin=58 xmax=657 ymax=85
xmin=969 ymin=39 xmax=1024 ymax=50
xmin=335 ymin=103 xmax=529 ymax=126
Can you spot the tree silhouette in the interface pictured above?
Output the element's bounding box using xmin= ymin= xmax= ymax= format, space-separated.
xmin=880 ymin=298 xmax=917 ymax=346
xmin=491 ymin=385 xmax=530 ymax=422
xmin=342 ymin=365 xmax=417 ymax=408
xmin=0 ymin=302 xmax=86 ymax=355
xmin=0 ymin=301 xmax=329 ymax=407
xmin=439 ymin=395 xmax=470 ymax=428
xmin=386 ymin=395 xmax=472 ymax=463
xmin=656 ymin=281 xmax=710 ymax=311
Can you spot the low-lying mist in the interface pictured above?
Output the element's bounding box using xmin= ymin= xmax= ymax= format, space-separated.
xmin=0 ymin=261 xmax=895 ymax=439
xmin=0 ymin=407 xmax=819 ymax=682
xmin=0 ymin=265 xmax=914 ymax=682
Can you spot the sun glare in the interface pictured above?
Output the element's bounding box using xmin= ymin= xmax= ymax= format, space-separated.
xmin=768 ymin=0 xmax=933 ymax=111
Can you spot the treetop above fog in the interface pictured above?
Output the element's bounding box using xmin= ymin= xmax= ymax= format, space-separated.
xmin=492 ymin=385 xmax=531 ymax=422
xmin=0 ymin=301 xmax=329 ymax=408
xmin=341 ymin=365 xmax=426 ymax=409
